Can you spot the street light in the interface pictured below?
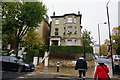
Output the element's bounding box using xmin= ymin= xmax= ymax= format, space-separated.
xmin=98 ymin=22 xmax=107 ymax=55
xmin=106 ymin=0 xmax=114 ymax=74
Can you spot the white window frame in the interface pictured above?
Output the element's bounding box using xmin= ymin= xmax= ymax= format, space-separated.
xmin=68 ymin=17 xmax=72 ymax=23
xmin=55 ymin=19 xmax=59 ymax=24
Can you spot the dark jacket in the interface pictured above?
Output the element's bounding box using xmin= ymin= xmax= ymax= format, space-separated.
xmin=75 ymin=58 xmax=88 ymax=70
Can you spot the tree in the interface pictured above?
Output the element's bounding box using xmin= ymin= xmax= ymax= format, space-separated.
xmin=81 ymin=29 xmax=94 ymax=46
xmin=81 ymin=29 xmax=94 ymax=59
xmin=23 ymin=29 xmax=45 ymax=50
xmin=111 ymin=26 xmax=120 ymax=55
xmin=2 ymin=2 xmax=47 ymax=56
xmin=101 ymin=44 xmax=108 ymax=56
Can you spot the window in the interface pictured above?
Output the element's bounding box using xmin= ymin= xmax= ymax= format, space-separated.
xmin=10 ymin=56 xmax=18 ymax=62
xmin=74 ymin=40 xmax=76 ymax=42
xmin=52 ymin=40 xmax=58 ymax=45
xmin=74 ymin=17 xmax=76 ymax=23
xmin=63 ymin=32 xmax=65 ymax=35
xmin=68 ymin=17 xmax=72 ymax=23
xmin=55 ymin=28 xmax=59 ymax=35
xmin=2 ymin=56 xmax=9 ymax=62
xmin=67 ymin=26 xmax=73 ymax=32
xmin=68 ymin=40 xmax=72 ymax=45
xmin=68 ymin=40 xmax=72 ymax=43
xmin=55 ymin=19 xmax=59 ymax=24
xmin=55 ymin=28 xmax=58 ymax=31
xmin=64 ymin=18 xmax=66 ymax=23
xmin=74 ymin=31 xmax=77 ymax=34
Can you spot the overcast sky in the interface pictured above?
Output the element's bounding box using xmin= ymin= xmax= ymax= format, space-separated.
xmin=40 ymin=0 xmax=119 ymax=45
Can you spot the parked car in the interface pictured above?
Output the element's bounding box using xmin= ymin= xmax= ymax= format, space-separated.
xmin=0 ymin=56 xmax=35 ymax=72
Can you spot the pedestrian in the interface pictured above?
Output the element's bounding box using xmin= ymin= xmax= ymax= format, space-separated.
xmin=75 ymin=56 xmax=88 ymax=80
xmin=94 ymin=63 xmax=110 ymax=80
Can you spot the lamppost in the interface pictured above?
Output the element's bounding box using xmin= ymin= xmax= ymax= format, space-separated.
xmin=98 ymin=22 xmax=107 ymax=55
xmin=106 ymin=0 xmax=114 ymax=74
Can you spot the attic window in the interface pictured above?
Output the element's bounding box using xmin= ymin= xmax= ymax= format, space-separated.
xmin=55 ymin=19 xmax=59 ymax=24
xmin=68 ymin=17 xmax=72 ymax=23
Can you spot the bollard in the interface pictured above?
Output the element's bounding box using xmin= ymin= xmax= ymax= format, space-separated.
xmin=57 ymin=62 xmax=59 ymax=72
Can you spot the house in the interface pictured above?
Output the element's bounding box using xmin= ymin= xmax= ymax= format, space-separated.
xmin=93 ymin=44 xmax=100 ymax=54
xmin=50 ymin=11 xmax=82 ymax=46
xmin=17 ymin=15 xmax=50 ymax=58
xmin=36 ymin=15 xmax=50 ymax=45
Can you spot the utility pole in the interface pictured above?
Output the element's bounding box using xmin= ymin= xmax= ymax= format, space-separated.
xmin=98 ymin=22 xmax=107 ymax=55
xmin=106 ymin=0 xmax=114 ymax=74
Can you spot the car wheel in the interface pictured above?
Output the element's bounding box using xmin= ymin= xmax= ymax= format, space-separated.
xmin=17 ymin=66 xmax=23 ymax=72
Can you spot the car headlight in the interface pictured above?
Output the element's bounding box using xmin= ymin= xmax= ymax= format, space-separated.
xmin=25 ymin=64 xmax=30 ymax=67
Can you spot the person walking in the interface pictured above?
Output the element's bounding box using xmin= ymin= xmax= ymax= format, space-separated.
xmin=75 ymin=56 xmax=88 ymax=80
xmin=94 ymin=63 xmax=110 ymax=80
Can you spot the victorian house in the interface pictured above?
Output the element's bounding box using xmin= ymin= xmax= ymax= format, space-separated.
xmin=50 ymin=11 xmax=82 ymax=46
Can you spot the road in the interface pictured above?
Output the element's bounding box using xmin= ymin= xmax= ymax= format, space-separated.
xmin=1 ymin=70 xmax=86 ymax=80
xmin=1 ymin=69 xmax=120 ymax=80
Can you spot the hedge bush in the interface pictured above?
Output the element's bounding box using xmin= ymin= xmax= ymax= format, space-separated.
xmin=49 ymin=53 xmax=81 ymax=60
xmin=25 ymin=49 xmax=39 ymax=63
xmin=49 ymin=46 xmax=93 ymax=53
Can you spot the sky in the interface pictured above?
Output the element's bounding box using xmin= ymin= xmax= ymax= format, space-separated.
xmin=39 ymin=0 xmax=119 ymax=45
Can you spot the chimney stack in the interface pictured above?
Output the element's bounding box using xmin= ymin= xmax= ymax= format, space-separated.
xmin=53 ymin=11 xmax=55 ymax=16
xmin=78 ymin=11 xmax=80 ymax=15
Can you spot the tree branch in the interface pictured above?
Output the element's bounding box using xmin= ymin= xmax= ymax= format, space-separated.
xmin=19 ymin=26 xmax=28 ymax=38
xmin=20 ymin=26 xmax=30 ymax=39
xmin=17 ymin=26 xmax=23 ymax=38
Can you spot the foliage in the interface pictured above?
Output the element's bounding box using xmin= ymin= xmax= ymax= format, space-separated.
xmin=2 ymin=2 xmax=47 ymax=56
xmin=81 ymin=29 xmax=94 ymax=46
xmin=104 ymin=39 xmax=110 ymax=45
xmin=23 ymin=29 xmax=48 ymax=57
xmin=111 ymin=26 xmax=120 ymax=55
xmin=23 ymin=29 xmax=45 ymax=50
xmin=101 ymin=44 xmax=108 ymax=56
xmin=49 ymin=46 xmax=93 ymax=53
xmin=25 ymin=49 xmax=39 ymax=63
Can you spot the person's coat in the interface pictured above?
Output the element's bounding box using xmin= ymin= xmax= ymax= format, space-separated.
xmin=94 ymin=64 xmax=109 ymax=80
xmin=75 ymin=58 xmax=87 ymax=70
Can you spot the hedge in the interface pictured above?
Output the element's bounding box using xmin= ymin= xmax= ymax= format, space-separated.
xmin=25 ymin=49 xmax=39 ymax=63
xmin=49 ymin=46 xmax=93 ymax=53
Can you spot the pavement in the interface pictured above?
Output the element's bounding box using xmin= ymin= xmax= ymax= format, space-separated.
xmin=35 ymin=66 xmax=120 ymax=79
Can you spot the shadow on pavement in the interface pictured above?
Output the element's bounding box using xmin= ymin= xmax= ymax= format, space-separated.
xmin=1 ymin=69 xmax=32 ymax=79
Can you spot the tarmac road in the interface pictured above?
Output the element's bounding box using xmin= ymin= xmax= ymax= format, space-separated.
xmin=1 ymin=67 xmax=120 ymax=80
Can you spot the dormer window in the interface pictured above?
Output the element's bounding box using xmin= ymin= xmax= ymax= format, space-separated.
xmin=68 ymin=17 xmax=72 ymax=23
xmin=55 ymin=19 xmax=59 ymax=24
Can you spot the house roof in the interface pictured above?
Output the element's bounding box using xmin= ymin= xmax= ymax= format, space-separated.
xmin=51 ymin=13 xmax=82 ymax=18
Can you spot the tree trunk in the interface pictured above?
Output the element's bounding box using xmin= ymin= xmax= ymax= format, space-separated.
xmin=13 ymin=37 xmax=20 ymax=57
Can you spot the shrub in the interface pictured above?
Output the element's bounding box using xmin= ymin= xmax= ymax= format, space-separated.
xmin=25 ymin=49 xmax=39 ymax=63
xmin=49 ymin=46 xmax=93 ymax=53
